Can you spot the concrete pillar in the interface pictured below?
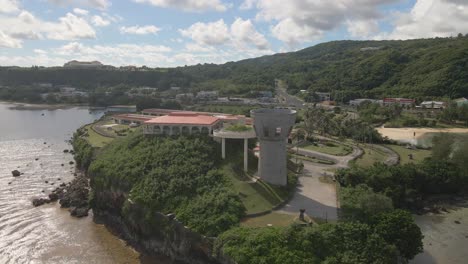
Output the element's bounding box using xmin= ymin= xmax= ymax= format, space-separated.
xmin=222 ymin=138 xmax=226 ymax=159
xmin=244 ymin=138 xmax=248 ymax=172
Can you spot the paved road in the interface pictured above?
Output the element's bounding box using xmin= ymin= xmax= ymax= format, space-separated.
xmin=275 ymin=82 xmax=305 ymax=109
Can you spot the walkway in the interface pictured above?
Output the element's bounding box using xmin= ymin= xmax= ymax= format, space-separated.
xmin=278 ymin=161 xmax=338 ymax=220
xmin=277 ymin=142 xmax=363 ymax=220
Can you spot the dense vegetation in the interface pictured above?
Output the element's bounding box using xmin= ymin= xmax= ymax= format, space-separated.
xmin=301 ymin=107 xmax=384 ymax=143
xmin=88 ymin=133 xmax=245 ymax=236
xmin=1 ymin=36 xmax=467 ymax=104
xmin=215 ymin=208 xmax=422 ymax=264
xmin=336 ymin=133 xmax=468 ymax=209
xmin=71 ymin=128 xmax=95 ymax=170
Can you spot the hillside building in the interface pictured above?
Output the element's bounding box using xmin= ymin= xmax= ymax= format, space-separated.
xmin=64 ymin=60 xmax=103 ymax=68
xmin=455 ymin=97 xmax=468 ymax=107
xmin=420 ymin=101 xmax=445 ymax=109
xmin=349 ymin=98 xmax=382 ymax=106
xmin=383 ymin=98 xmax=415 ymax=107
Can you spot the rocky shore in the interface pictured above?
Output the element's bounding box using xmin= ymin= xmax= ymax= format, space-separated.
xmin=32 ymin=172 xmax=90 ymax=217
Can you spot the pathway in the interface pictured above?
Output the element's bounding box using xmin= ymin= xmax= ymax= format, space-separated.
xmin=277 ymin=143 xmax=363 ymax=220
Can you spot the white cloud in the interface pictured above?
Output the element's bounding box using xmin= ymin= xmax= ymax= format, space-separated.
xmin=120 ymin=25 xmax=161 ymax=35
xmin=180 ymin=19 xmax=229 ymax=46
xmin=133 ymin=0 xmax=227 ymax=12
xmin=34 ymin=49 xmax=47 ymax=54
xmin=180 ymin=18 xmax=270 ymax=50
xmin=243 ymin=0 xmax=400 ymax=46
xmin=231 ymin=18 xmax=269 ymax=50
xmin=45 ymin=13 xmax=96 ymax=40
xmin=0 ymin=30 xmax=22 ymax=47
xmin=73 ymin=8 xmax=89 ymax=16
xmin=376 ymin=0 xmax=468 ymax=39
xmin=0 ymin=0 xmax=20 ymax=14
xmin=92 ymin=15 xmax=110 ymax=27
xmin=48 ymin=0 xmax=110 ymax=10
xmin=346 ymin=19 xmax=379 ymax=38
xmin=0 ymin=11 xmax=96 ymax=42
xmin=52 ymin=42 xmax=172 ymax=66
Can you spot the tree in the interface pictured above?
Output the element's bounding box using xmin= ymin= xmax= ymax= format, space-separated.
xmin=372 ymin=210 xmax=424 ymax=260
xmin=340 ymin=184 xmax=394 ymax=221
xmin=431 ymin=133 xmax=455 ymax=160
xmin=451 ymin=139 xmax=468 ymax=176
xmin=458 ymin=104 xmax=468 ymax=126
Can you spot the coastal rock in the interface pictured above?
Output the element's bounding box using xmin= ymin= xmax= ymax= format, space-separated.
xmin=455 ymin=220 xmax=461 ymax=224
xmin=12 ymin=170 xmax=21 ymax=177
xmin=70 ymin=207 xmax=89 ymax=218
xmin=48 ymin=193 xmax=59 ymax=202
xmin=32 ymin=198 xmax=50 ymax=207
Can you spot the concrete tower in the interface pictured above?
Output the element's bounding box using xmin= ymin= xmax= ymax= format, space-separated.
xmin=251 ymin=108 xmax=296 ymax=186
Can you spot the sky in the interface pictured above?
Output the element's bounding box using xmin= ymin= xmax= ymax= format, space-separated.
xmin=0 ymin=0 xmax=467 ymax=67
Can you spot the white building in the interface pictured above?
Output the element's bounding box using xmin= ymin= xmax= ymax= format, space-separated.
xmin=196 ymin=91 xmax=218 ymax=101
xmin=420 ymin=101 xmax=445 ymax=109
xmin=349 ymin=98 xmax=382 ymax=106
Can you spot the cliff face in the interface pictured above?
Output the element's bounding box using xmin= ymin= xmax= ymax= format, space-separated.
xmin=91 ymin=189 xmax=222 ymax=264
xmin=72 ymin=132 xmax=241 ymax=264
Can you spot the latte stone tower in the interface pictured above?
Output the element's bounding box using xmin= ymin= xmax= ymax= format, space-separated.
xmin=251 ymin=108 xmax=297 ymax=186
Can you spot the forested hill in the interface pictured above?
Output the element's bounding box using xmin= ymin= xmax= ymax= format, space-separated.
xmin=1 ymin=36 xmax=467 ymax=100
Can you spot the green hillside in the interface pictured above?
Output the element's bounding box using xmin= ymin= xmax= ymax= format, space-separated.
xmin=1 ymin=36 xmax=467 ymax=101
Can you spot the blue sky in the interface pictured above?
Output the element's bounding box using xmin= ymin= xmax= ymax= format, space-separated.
xmin=0 ymin=0 xmax=467 ymax=67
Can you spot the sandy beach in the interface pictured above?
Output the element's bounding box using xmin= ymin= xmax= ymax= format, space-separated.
xmin=377 ymin=127 xmax=468 ymax=142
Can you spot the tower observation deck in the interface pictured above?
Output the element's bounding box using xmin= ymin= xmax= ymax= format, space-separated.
xmin=251 ymin=108 xmax=296 ymax=186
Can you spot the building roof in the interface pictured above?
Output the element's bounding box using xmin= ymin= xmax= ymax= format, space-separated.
xmin=145 ymin=113 xmax=220 ymax=125
xmin=421 ymin=101 xmax=444 ymax=105
xmin=108 ymin=105 xmax=137 ymax=108
xmin=384 ymin=98 xmax=415 ymax=102
xmin=455 ymin=97 xmax=468 ymax=102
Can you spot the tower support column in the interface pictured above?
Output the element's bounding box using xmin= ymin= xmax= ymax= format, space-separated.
xmin=244 ymin=138 xmax=248 ymax=172
xmin=222 ymin=138 xmax=226 ymax=159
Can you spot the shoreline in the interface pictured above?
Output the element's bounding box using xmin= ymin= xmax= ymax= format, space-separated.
xmin=0 ymin=100 xmax=91 ymax=110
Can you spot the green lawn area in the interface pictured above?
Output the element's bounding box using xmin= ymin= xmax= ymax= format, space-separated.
xmin=301 ymin=141 xmax=352 ymax=156
xmin=353 ymin=144 xmax=387 ymax=168
xmin=222 ymin=164 xmax=285 ymax=215
xmin=241 ymin=212 xmax=297 ymax=227
xmin=385 ymin=144 xmax=431 ymax=164
xmin=82 ymin=124 xmax=115 ymax=148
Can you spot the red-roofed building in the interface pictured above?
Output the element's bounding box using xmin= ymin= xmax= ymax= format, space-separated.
xmin=143 ymin=112 xmax=222 ymax=135
xmin=383 ymin=98 xmax=415 ymax=107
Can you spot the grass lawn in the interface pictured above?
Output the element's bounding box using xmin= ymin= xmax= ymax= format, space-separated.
xmin=82 ymin=124 xmax=114 ymax=148
xmin=241 ymin=212 xmax=297 ymax=227
xmin=353 ymin=144 xmax=387 ymax=168
xmin=222 ymin=164 xmax=285 ymax=215
xmin=301 ymin=141 xmax=352 ymax=156
xmin=385 ymin=144 xmax=431 ymax=164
